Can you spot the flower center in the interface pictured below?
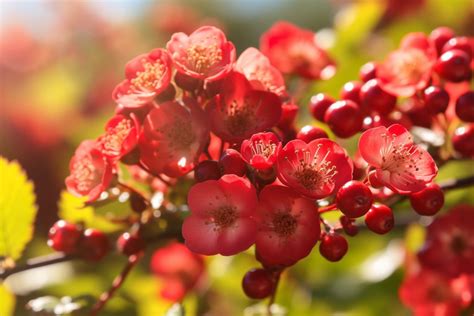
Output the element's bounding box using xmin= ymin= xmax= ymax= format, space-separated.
xmin=272 ymin=212 xmax=297 ymax=237
xmin=163 ymin=118 xmax=196 ymax=151
xmin=186 ymin=44 xmax=222 ymax=74
xmin=250 ymin=140 xmax=277 ymax=159
xmin=450 ymin=233 xmax=467 ymax=255
xmin=225 ymin=99 xmax=255 ymax=137
xmin=101 ymin=119 xmax=133 ymax=156
xmin=380 ymin=134 xmax=424 ymax=178
xmin=72 ymin=157 xmax=98 ymax=192
xmin=392 ymin=49 xmax=430 ymax=85
xmin=131 ymin=59 xmax=165 ymax=91
xmin=208 ymin=206 xmax=238 ymax=229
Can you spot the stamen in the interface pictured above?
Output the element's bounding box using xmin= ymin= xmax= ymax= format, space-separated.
xmin=186 ymin=43 xmax=222 ymax=74
xmin=131 ymin=58 xmax=165 ymax=91
xmin=72 ymin=157 xmax=98 ymax=192
xmin=206 ymin=205 xmax=238 ymax=230
xmin=102 ymin=119 xmax=133 ymax=156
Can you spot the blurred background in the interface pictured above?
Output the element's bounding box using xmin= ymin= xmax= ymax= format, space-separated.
xmin=0 ymin=0 xmax=473 ymax=315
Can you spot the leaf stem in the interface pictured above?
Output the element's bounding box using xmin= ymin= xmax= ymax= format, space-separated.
xmin=0 ymin=253 xmax=74 ymax=280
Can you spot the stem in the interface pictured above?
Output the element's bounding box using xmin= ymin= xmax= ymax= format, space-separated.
xmin=90 ymin=254 xmax=141 ymax=316
xmin=0 ymin=253 xmax=74 ymax=280
xmin=267 ymin=270 xmax=282 ymax=316
xmin=439 ymin=175 xmax=474 ymax=191
xmin=318 ymin=203 xmax=337 ymax=214
xmin=117 ymin=182 xmax=149 ymax=204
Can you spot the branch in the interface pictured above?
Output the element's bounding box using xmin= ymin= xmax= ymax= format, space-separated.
xmin=439 ymin=175 xmax=474 ymax=191
xmin=0 ymin=253 xmax=74 ymax=280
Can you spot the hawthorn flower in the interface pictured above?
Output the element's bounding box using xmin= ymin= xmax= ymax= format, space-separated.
xmin=112 ymin=48 xmax=172 ymax=108
xmin=260 ymin=21 xmax=335 ymax=80
xmin=182 ymin=175 xmax=259 ymax=256
xmin=99 ymin=114 xmax=139 ymax=160
xmin=207 ymin=72 xmax=282 ymax=143
xmin=255 ymin=185 xmax=320 ymax=266
xmin=65 ymin=140 xmax=114 ymax=202
xmin=139 ymin=100 xmax=209 ymax=178
xmin=277 ymin=139 xmax=353 ymax=199
xmin=358 ymin=124 xmax=437 ymax=193
xmin=240 ymin=132 xmax=281 ymax=171
xmin=235 ymin=47 xmax=287 ymax=97
xmin=166 ymin=26 xmax=236 ymax=81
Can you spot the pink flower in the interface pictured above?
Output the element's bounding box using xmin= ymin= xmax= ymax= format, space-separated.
xmin=235 ymin=47 xmax=287 ymax=97
xmin=166 ymin=26 xmax=236 ymax=81
xmin=358 ymin=124 xmax=437 ymax=193
xmin=277 ymin=139 xmax=353 ymax=199
xmin=255 ymin=185 xmax=320 ymax=266
xmin=240 ymin=132 xmax=281 ymax=171
xmin=260 ymin=21 xmax=335 ymax=80
xmin=65 ymin=140 xmax=114 ymax=202
xmin=182 ymin=175 xmax=259 ymax=256
xmin=99 ymin=114 xmax=139 ymax=160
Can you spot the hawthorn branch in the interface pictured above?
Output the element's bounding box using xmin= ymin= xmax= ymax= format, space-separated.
xmin=0 ymin=253 xmax=75 ymax=280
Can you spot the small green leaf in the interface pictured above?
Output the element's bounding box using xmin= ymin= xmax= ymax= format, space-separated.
xmin=0 ymin=157 xmax=38 ymax=261
xmin=0 ymin=284 xmax=15 ymax=316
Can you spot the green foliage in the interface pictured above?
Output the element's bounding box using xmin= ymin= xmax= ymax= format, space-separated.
xmin=0 ymin=157 xmax=37 ymax=261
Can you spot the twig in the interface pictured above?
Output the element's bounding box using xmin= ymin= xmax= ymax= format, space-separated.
xmin=267 ymin=270 xmax=282 ymax=316
xmin=439 ymin=175 xmax=474 ymax=191
xmin=0 ymin=253 xmax=74 ymax=280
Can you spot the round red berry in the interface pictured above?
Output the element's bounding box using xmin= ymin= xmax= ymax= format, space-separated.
xmin=435 ymin=49 xmax=472 ymax=82
xmin=319 ymin=233 xmax=349 ymax=262
xmin=296 ymin=125 xmax=328 ymax=143
xmin=117 ymin=232 xmax=145 ymax=256
xmin=365 ymin=204 xmax=394 ymax=234
xmin=79 ymin=229 xmax=109 ymax=261
xmin=130 ymin=192 xmax=147 ymax=213
xmin=360 ymin=79 xmax=397 ymax=115
xmin=430 ymin=27 xmax=455 ymax=55
xmin=424 ymin=86 xmax=450 ymax=114
xmin=340 ymin=81 xmax=362 ymax=105
xmin=455 ymin=91 xmax=474 ymax=122
xmin=340 ymin=216 xmax=359 ymax=236
xmin=242 ymin=268 xmax=274 ymax=299
xmin=219 ymin=149 xmax=247 ymax=176
xmin=410 ymin=183 xmax=444 ymax=216
xmin=47 ymin=220 xmax=82 ymax=254
xmin=442 ymin=37 xmax=473 ymax=59
xmin=368 ymin=170 xmax=384 ymax=188
xmin=452 ymin=124 xmax=474 ymax=157
xmin=336 ymin=180 xmax=373 ymax=218
xmin=309 ymin=93 xmax=335 ymax=122
xmin=324 ymin=100 xmax=363 ymax=138
xmin=359 ymin=62 xmax=377 ymax=82
xmin=194 ymin=160 xmax=221 ymax=182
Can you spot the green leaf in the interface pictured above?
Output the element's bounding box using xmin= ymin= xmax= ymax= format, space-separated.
xmin=0 ymin=157 xmax=37 ymax=261
xmin=0 ymin=285 xmax=15 ymax=316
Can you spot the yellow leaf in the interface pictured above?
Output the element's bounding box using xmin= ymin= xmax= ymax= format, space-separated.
xmin=0 ymin=284 xmax=15 ymax=316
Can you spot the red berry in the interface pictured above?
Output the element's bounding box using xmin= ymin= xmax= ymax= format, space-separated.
xmin=340 ymin=216 xmax=359 ymax=236
xmin=452 ymin=124 xmax=474 ymax=157
xmin=365 ymin=204 xmax=394 ymax=234
xmin=360 ymin=79 xmax=396 ymax=115
xmin=47 ymin=220 xmax=82 ymax=253
xmin=117 ymin=232 xmax=145 ymax=256
xmin=455 ymin=91 xmax=474 ymax=122
xmin=278 ymin=103 xmax=298 ymax=129
xmin=79 ymin=229 xmax=109 ymax=261
xmin=242 ymin=268 xmax=274 ymax=299
xmin=324 ymin=100 xmax=363 ymax=138
xmin=368 ymin=170 xmax=384 ymax=188
xmin=442 ymin=37 xmax=473 ymax=59
xmin=430 ymin=27 xmax=455 ymax=55
xmin=319 ymin=233 xmax=348 ymax=262
xmin=130 ymin=192 xmax=147 ymax=213
xmin=220 ymin=149 xmax=247 ymax=176
xmin=296 ymin=125 xmax=328 ymax=143
xmin=410 ymin=183 xmax=444 ymax=216
xmin=340 ymin=81 xmax=362 ymax=105
xmin=424 ymin=86 xmax=450 ymax=114
xmin=309 ymin=93 xmax=335 ymax=122
xmin=435 ymin=49 xmax=472 ymax=82
xmin=194 ymin=160 xmax=221 ymax=182
xmin=359 ymin=62 xmax=377 ymax=82
xmin=336 ymin=180 xmax=373 ymax=218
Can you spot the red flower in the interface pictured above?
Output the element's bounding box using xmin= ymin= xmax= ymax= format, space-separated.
xmin=139 ymin=100 xmax=209 ymax=178
xmin=151 ymin=242 xmax=205 ymax=301
xmin=277 ymin=139 xmax=353 ymax=199
xmin=418 ymin=205 xmax=474 ymax=277
xmin=358 ymin=124 xmax=437 ymax=193
xmin=166 ymin=26 xmax=236 ymax=81
xmin=207 ymin=72 xmax=282 ymax=143
xmin=241 ymin=132 xmax=281 ymax=171
xmin=235 ymin=47 xmax=287 ymax=97
xmin=65 ymin=140 xmax=114 ymax=202
xmin=255 ymin=185 xmax=320 ymax=266
xmin=112 ymin=48 xmax=172 ymax=108
xmin=182 ymin=175 xmax=259 ymax=256
xmin=99 ymin=114 xmax=139 ymax=160
xmin=260 ymin=21 xmax=335 ymax=80
xmin=377 ymin=33 xmax=436 ymax=97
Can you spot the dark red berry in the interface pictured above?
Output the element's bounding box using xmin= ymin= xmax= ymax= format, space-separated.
xmin=340 ymin=216 xmax=359 ymax=236
xmin=404 ymin=98 xmax=432 ymax=128
xmin=296 ymin=125 xmax=328 ymax=143
xmin=360 ymin=79 xmax=397 ymax=115
xmin=174 ymin=72 xmax=202 ymax=91
xmin=336 ymin=180 xmax=373 ymax=218
xmin=117 ymin=232 xmax=145 ymax=256
xmin=309 ymin=93 xmax=335 ymax=122
xmin=130 ymin=192 xmax=147 ymax=213
xmin=455 ymin=91 xmax=474 ymax=122
xmin=435 ymin=49 xmax=472 ymax=82
xmin=442 ymin=37 xmax=473 ymax=59
xmin=452 ymin=124 xmax=474 ymax=157
xmin=324 ymin=100 xmax=363 ymax=138
xmin=194 ymin=160 xmax=221 ymax=182
xmin=359 ymin=62 xmax=377 ymax=82
xmin=368 ymin=170 xmax=384 ymax=188
xmin=79 ymin=229 xmax=109 ymax=261
xmin=319 ymin=233 xmax=348 ymax=262
xmin=155 ymin=84 xmax=176 ymax=103
xmin=219 ymin=149 xmax=247 ymax=176
xmin=424 ymin=86 xmax=450 ymax=114
xmin=365 ymin=204 xmax=394 ymax=234
xmin=242 ymin=268 xmax=274 ymax=299
xmin=47 ymin=220 xmax=82 ymax=253
xmin=410 ymin=183 xmax=444 ymax=216
xmin=430 ymin=27 xmax=455 ymax=55
xmin=340 ymin=81 xmax=362 ymax=105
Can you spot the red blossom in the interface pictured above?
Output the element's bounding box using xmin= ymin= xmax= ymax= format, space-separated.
xmin=255 ymin=185 xmax=320 ymax=266
xmin=166 ymin=26 xmax=236 ymax=81
xmin=260 ymin=21 xmax=335 ymax=80
xmin=99 ymin=114 xmax=139 ymax=160
xmin=358 ymin=124 xmax=437 ymax=193
xmin=277 ymin=139 xmax=353 ymax=199
xmin=182 ymin=175 xmax=259 ymax=256
xmin=240 ymin=132 xmax=281 ymax=171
